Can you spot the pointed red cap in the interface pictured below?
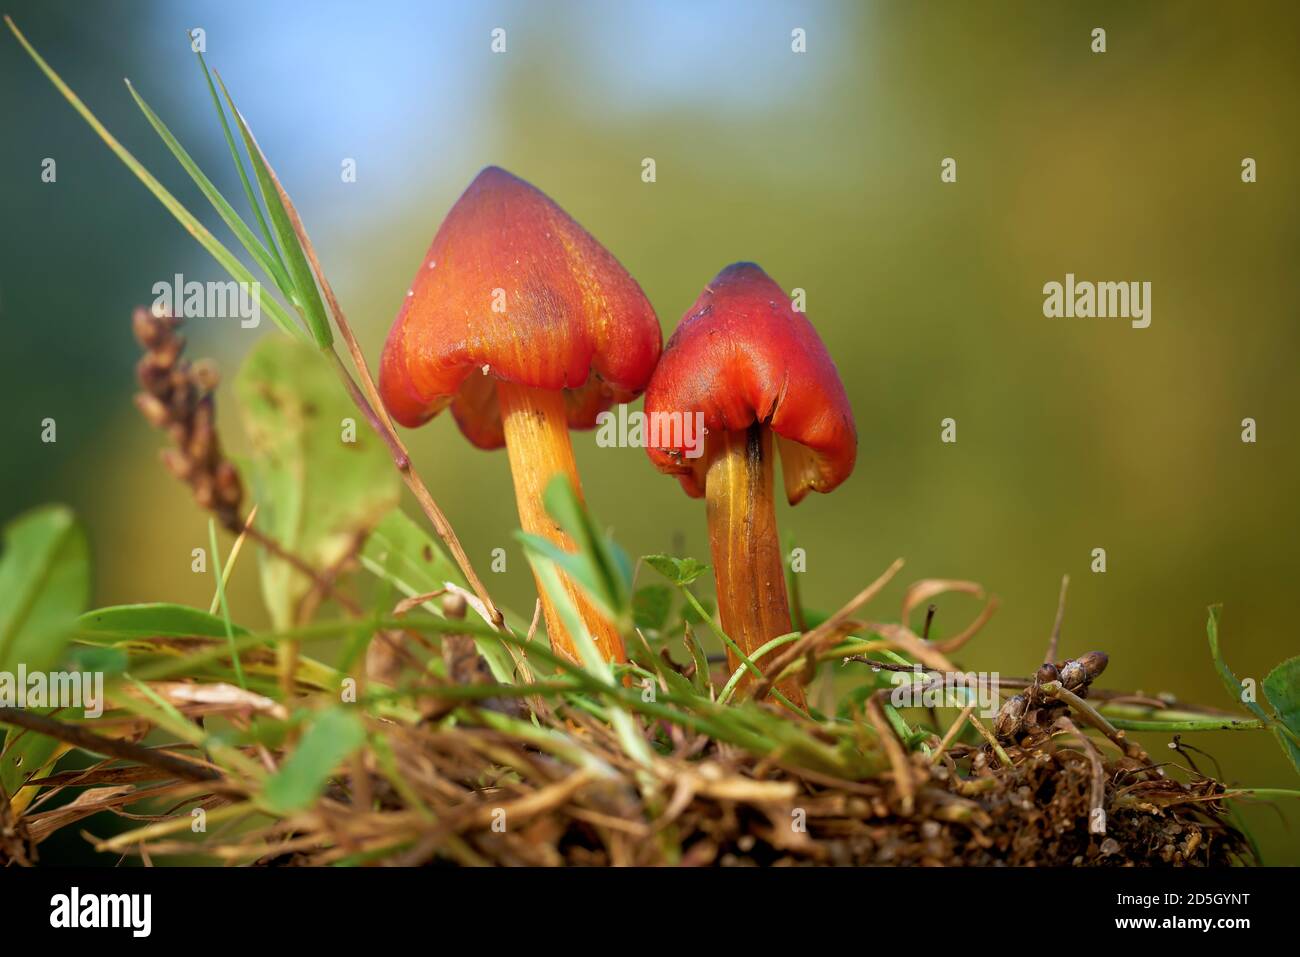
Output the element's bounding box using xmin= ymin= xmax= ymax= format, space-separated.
xmin=643 ymin=262 xmax=857 ymax=503
xmin=379 ymin=166 xmax=661 ymax=448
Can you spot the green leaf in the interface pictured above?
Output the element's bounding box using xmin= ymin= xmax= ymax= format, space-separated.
xmin=642 ymin=554 xmax=680 ymax=583
xmin=359 ymin=511 xmax=517 ymax=685
xmin=124 ymin=78 xmax=294 ymax=296
xmin=3 ymin=17 xmax=309 ymax=344
xmin=361 ymin=509 xmax=464 ymax=592
xmin=77 ymin=602 xmax=250 ymax=641
xmin=682 ymin=627 xmax=713 ymax=697
xmin=63 ymin=645 xmax=129 ymax=676
xmin=260 ymin=708 xmax=365 ymax=814
xmin=0 ymin=505 xmax=90 ymax=801
xmin=654 ymin=662 xmax=700 ymax=702
xmin=1207 ymin=607 xmax=1300 ymax=775
xmin=1206 ymin=606 xmax=1275 ymax=727
xmin=643 ymin=554 xmax=709 ymax=587
xmin=234 ymin=337 xmax=400 ymax=630
xmin=214 ymin=72 xmax=333 ymax=349
xmin=1263 ymin=656 xmax=1300 ymax=776
xmin=0 ymin=505 xmax=90 ymax=674
xmin=633 ymin=585 xmax=673 ymax=633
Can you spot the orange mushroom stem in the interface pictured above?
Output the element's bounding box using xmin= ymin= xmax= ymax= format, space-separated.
xmin=497 ymin=380 xmax=624 ymax=661
xmin=703 ymin=423 xmax=803 ymax=704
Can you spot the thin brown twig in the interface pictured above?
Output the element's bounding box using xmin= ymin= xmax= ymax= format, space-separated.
xmin=1044 ymin=574 xmax=1069 ymax=664
xmin=0 ymin=709 xmax=220 ymax=784
xmin=327 ymin=347 xmax=409 ymax=469
xmin=921 ymin=604 xmax=937 ymax=640
xmin=751 ymin=558 xmax=904 ymax=701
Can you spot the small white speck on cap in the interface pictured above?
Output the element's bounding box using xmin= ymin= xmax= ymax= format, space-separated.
xmin=406 ymin=289 xmax=414 ymax=297
xmin=428 ymin=260 xmax=437 ymax=269
xmin=481 ymin=364 xmax=491 ymax=375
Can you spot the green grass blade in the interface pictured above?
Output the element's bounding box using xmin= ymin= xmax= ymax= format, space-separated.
xmin=189 ymin=36 xmax=286 ymax=282
xmin=1207 ymin=605 xmax=1272 ymax=725
xmin=4 ymin=16 xmax=310 ymax=343
xmin=261 ymin=708 xmax=364 ymax=814
xmin=124 ymin=79 xmax=295 ymax=296
xmin=520 ymin=541 xmax=655 ymax=771
xmin=214 ymin=71 xmax=334 ymax=349
xmin=207 ymin=519 xmax=245 ymax=689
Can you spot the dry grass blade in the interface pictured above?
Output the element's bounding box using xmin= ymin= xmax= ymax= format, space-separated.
xmin=865 ymin=691 xmax=915 ymax=814
xmin=751 ymin=558 xmax=904 ymax=700
xmin=25 ymin=783 xmax=193 ymax=844
xmin=930 ymin=595 xmax=1000 ymax=653
xmin=867 ymin=622 xmax=957 ymax=672
xmin=137 ymin=682 xmax=289 ymax=721
xmin=900 ymin=579 xmax=983 ymax=623
xmin=1045 ymin=573 xmax=1070 ymax=663
xmin=0 ymin=708 xmax=220 ymax=784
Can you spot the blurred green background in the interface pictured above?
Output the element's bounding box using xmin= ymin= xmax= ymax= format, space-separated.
xmin=2 ymin=0 xmax=1297 ymax=862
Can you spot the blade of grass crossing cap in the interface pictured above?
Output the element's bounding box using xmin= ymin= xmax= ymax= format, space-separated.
xmin=214 ymin=71 xmax=334 ymax=350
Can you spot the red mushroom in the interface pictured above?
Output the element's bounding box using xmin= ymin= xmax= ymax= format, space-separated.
xmin=643 ymin=263 xmax=857 ymax=708
xmin=379 ymin=166 xmax=661 ymax=665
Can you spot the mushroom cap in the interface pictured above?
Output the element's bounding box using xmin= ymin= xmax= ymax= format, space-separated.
xmin=643 ymin=262 xmax=857 ymax=504
xmin=379 ymin=166 xmax=661 ymax=448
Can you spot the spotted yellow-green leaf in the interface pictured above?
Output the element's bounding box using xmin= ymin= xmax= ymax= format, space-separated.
xmin=234 ymin=337 xmax=399 ymax=629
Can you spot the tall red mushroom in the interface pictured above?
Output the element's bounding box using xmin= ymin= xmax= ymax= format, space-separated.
xmin=643 ymin=263 xmax=857 ymax=708
xmin=380 ymin=166 xmax=661 ymax=665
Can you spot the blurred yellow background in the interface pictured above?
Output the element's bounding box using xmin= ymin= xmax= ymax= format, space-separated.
xmin=2 ymin=1 xmax=1297 ymax=862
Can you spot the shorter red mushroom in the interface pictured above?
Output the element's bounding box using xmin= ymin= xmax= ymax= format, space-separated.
xmin=644 ymin=263 xmax=857 ymax=708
